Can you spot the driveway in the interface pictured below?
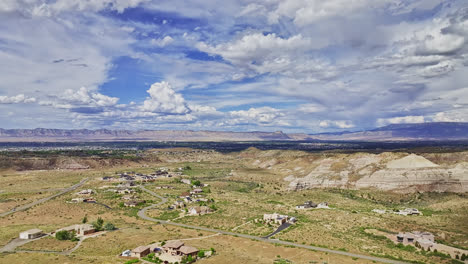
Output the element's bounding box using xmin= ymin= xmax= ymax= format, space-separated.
xmin=263 ymin=222 xmax=291 ymax=239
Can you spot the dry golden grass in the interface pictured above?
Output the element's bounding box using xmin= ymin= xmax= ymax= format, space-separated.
xmin=0 ymin=149 xmax=467 ymax=264
xmin=17 ymin=236 xmax=76 ymax=252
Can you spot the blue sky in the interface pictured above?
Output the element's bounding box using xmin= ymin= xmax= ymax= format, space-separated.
xmin=0 ymin=0 xmax=467 ymax=133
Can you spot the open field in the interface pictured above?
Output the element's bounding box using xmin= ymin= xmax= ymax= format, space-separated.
xmin=1 ymin=147 xmax=467 ymax=264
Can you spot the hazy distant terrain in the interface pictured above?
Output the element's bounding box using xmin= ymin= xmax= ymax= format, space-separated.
xmin=1 ymin=122 xmax=468 ymax=142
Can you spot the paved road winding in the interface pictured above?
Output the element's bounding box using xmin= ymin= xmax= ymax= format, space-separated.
xmin=137 ymin=185 xmax=409 ymax=264
xmin=0 ymin=178 xmax=89 ymax=218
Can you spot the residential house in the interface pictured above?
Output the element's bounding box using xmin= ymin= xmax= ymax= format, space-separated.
xmin=173 ymin=200 xmax=185 ymax=209
xmin=188 ymin=206 xmax=212 ymax=216
xmin=162 ymin=240 xmax=199 ymax=258
xmin=396 ymin=231 xmax=435 ymax=250
xmin=57 ymin=224 xmax=95 ymax=237
xmin=71 ymin=197 xmax=85 ymax=203
xmin=77 ymin=189 xmax=94 ymax=195
xmin=296 ymin=201 xmax=317 ymax=209
xmin=190 ymin=188 xmax=203 ymax=194
xmin=122 ymin=195 xmax=136 ymax=200
xmin=181 ymin=179 xmax=191 ymax=185
xmin=75 ymin=224 xmax=96 ymax=236
xmin=163 ymin=240 xmax=185 ymax=256
xmin=317 ymin=202 xmax=329 ymax=209
xmin=124 ymin=200 xmax=144 ymax=207
xmin=71 ymin=197 xmax=95 ymax=203
xmin=263 ymin=213 xmax=289 ymax=225
xmin=117 ymin=188 xmax=134 ymax=194
xmin=131 ymin=246 xmax=150 ymax=258
xmin=117 ymin=182 xmax=135 ymax=188
xmin=179 ymin=246 xmax=199 ymax=258
xmin=19 ymin=229 xmax=43 ymax=239
xmin=180 ymin=192 xmax=191 ymax=197
xmin=397 ymin=208 xmax=421 ymax=216
xmin=155 ymin=170 xmax=169 ymax=176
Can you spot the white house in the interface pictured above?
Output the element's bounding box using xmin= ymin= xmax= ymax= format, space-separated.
xmin=181 ymin=179 xmax=191 ymax=185
xmin=317 ymin=202 xmax=329 ymax=209
xmin=121 ymin=249 xmax=131 ymax=257
xmin=77 ymin=189 xmax=94 ymax=195
xmin=263 ymin=213 xmax=289 ymax=225
xmin=188 ymin=206 xmax=212 ymax=215
xmin=19 ymin=229 xmax=43 ymax=239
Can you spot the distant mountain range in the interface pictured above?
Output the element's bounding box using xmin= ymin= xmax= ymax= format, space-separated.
xmin=0 ymin=122 xmax=467 ymax=142
xmin=307 ymin=122 xmax=468 ymax=141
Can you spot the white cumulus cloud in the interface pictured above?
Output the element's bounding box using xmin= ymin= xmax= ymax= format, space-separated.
xmin=151 ymin=36 xmax=174 ymax=47
xmin=377 ymin=115 xmax=425 ymax=126
xmin=319 ymin=120 xmax=354 ymax=129
xmin=140 ymin=81 xmax=189 ymax=114
xmin=228 ymin=107 xmax=286 ymax=125
xmin=0 ymin=94 xmax=36 ymax=104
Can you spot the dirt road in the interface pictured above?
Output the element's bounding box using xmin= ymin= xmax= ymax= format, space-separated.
xmin=0 ymin=178 xmax=89 ymax=218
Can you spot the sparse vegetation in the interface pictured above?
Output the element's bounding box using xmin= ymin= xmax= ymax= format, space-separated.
xmin=1 ymin=147 xmax=467 ymax=264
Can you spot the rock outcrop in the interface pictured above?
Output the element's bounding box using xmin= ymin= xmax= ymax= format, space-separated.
xmin=287 ymin=153 xmax=468 ymax=193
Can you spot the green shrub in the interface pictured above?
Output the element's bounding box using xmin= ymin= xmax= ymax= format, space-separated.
xmin=191 ymin=180 xmax=201 ymax=186
xmin=104 ymin=222 xmax=116 ymax=231
xmin=197 ymin=250 xmax=205 ymax=258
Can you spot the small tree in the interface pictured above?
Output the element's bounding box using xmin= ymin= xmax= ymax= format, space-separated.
xmin=191 ymin=180 xmax=201 ymax=186
xmin=93 ymin=217 xmax=104 ymax=231
xmin=82 ymin=215 xmax=88 ymax=224
xmin=210 ymin=247 xmax=216 ymax=253
xmin=104 ymin=222 xmax=115 ymax=231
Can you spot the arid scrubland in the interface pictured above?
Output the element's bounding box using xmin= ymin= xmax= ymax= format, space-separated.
xmin=1 ymin=147 xmax=467 ymax=264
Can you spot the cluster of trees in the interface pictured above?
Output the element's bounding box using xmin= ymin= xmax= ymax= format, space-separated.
xmin=55 ymin=230 xmax=78 ymax=241
xmin=82 ymin=215 xmax=115 ymax=231
xmin=89 ymin=216 xmax=115 ymax=231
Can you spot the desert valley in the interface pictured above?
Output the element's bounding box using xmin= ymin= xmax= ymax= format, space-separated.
xmin=1 ymin=139 xmax=467 ymax=264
